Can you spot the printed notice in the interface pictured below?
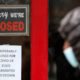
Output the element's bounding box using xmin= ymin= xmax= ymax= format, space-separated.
xmin=0 ymin=45 xmax=22 ymax=80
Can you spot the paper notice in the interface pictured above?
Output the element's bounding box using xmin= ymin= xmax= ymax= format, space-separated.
xmin=0 ymin=45 xmax=22 ymax=80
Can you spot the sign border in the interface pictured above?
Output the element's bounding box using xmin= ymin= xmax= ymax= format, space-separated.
xmin=0 ymin=5 xmax=29 ymax=36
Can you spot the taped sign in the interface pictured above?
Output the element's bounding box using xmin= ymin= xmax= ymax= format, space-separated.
xmin=0 ymin=45 xmax=22 ymax=80
xmin=0 ymin=5 xmax=29 ymax=36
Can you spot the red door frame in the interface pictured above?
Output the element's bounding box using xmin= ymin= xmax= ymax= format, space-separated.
xmin=31 ymin=0 xmax=48 ymax=80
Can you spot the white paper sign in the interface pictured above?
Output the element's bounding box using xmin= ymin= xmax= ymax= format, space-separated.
xmin=0 ymin=45 xmax=22 ymax=80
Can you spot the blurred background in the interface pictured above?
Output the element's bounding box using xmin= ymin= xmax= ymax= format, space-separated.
xmin=0 ymin=0 xmax=30 ymax=80
xmin=0 ymin=0 xmax=30 ymax=4
xmin=49 ymin=0 xmax=80 ymax=80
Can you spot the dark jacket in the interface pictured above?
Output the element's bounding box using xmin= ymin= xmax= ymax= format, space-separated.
xmin=58 ymin=7 xmax=80 ymax=59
